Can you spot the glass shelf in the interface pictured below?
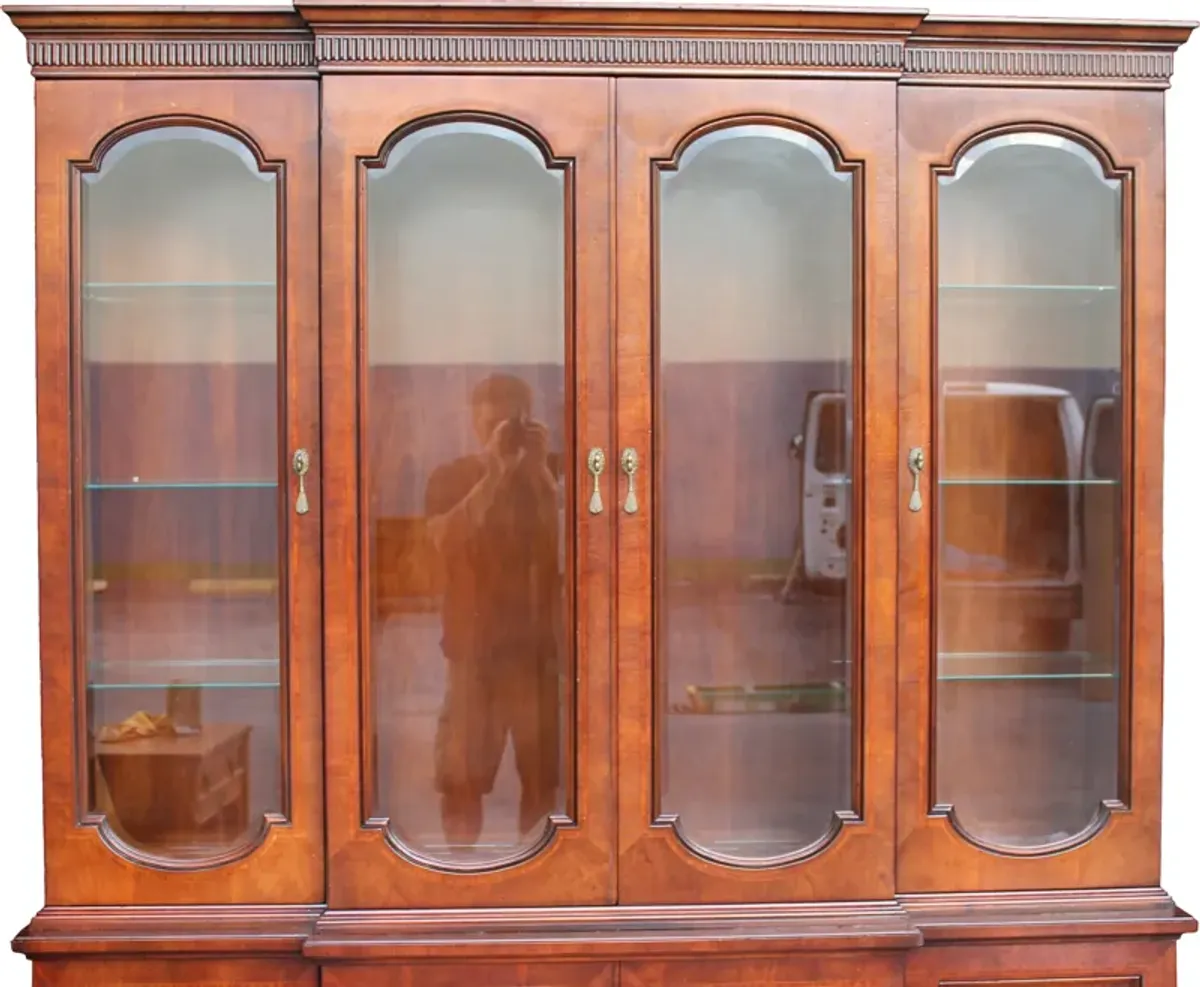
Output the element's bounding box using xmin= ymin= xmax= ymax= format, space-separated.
xmin=90 ymin=658 xmax=278 ymax=670
xmin=88 ymin=680 xmax=280 ymax=691
xmin=88 ymin=659 xmax=280 ymax=691
xmin=939 ymin=478 xmax=1118 ymax=487
xmin=938 ymin=673 xmax=1116 ymax=682
xmin=82 ymin=281 xmax=277 ymax=306
xmin=83 ymin=281 xmax=275 ymax=290
xmin=86 ymin=481 xmax=277 ymax=491
xmin=939 ymin=283 xmax=1118 ymax=292
xmin=939 ymin=651 xmax=1093 ymax=660
xmin=938 ymin=651 xmax=1115 ymax=683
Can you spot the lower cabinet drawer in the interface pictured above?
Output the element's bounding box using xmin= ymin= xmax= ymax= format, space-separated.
xmin=621 ymin=956 xmax=903 ymax=987
xmin=321 ymin=965 xmax=615 ymax=987
xmin=32 ymin=959 xmax=316 ymax=987
xmin=320 ymin=959 xmax=904 ymax=987
xmin=903 ymin=940 xmax=1178 ymax=987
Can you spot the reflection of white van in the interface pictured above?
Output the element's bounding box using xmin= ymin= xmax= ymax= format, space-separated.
xmin=784 ymin=383 xmax=1089 ymax=614
xmin=939 ymin=381 xmax=1086 ymax=654
xmin=1081 ymin=394 xmax=1120 ymax=697
xmin=782 ymin=390 xmax=849 ymax=596
xmin=1084 ymin=395 xmax=1118 ymax=485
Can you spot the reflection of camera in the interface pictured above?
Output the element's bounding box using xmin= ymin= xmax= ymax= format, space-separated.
xmin=498 ymin=416 xmax=535 ymax=457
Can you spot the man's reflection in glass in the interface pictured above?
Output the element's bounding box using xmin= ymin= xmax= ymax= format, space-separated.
xmin=424 ymin=373 xmax=561 ymax=850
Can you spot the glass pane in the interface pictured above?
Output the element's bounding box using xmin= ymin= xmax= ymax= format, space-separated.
xmin=935 ymin=132 xmax=1123 ymax=849
xmin=81 ymin=127 xmax=282 ymax=860
xmin=658 ymin=125 xmax=855 ymax=861
xmin=367 ymin=122 xmax=568 ymax=867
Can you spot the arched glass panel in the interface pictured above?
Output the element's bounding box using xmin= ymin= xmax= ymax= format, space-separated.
xmin=365 ymin=121 xmax=569 ymax=867
xmin=935 ymin=131 xmax=1123 ymax=849
xmin=657 ymin=124 xmax=856 ymax=861
xmin=81 ymin=126 xmax=282 ymax=860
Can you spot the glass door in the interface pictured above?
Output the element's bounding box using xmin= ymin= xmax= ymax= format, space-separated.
xmin=321 ymin=75 xmax=614 ymax=908
xmin=897 ymin=87 xmax=1167 ymax=892
xmin=36 ymin=82 xmax=322 ymax=904
xmin=615 ymin=78 xmax=898 ymax=902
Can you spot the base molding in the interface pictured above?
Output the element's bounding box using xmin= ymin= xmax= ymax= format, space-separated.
xmin=306 ymin=900 xmax=920 ymax=960
xmin=12 ymin=904 xmax=323 ymax=958
xmin=11 ymin=889 xmax=1194 ymax=960
xmin=901 ymin=886 xmax=1197 ymax=943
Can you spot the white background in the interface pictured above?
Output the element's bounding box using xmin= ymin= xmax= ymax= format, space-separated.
xmin=0 ymin=1 xmax=1196 ymax=984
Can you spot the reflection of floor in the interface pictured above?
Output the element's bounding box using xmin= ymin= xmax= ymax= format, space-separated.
xmin=660 ymin=589 xmax=852 ymax=858
xmin=373 ymin=586 xmax=853 ymax=863
xmin=936 ymin=595 xmax=1122 ymax=849
xmin=937 ymin=676 xmax=1119 ymax=848
xmin=87 ymin=586 xmax=1122 ymax=861
xmin=374 ymin=614 xmax=551 ymax=864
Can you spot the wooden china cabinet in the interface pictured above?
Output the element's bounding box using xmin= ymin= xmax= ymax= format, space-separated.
xmin=4 ymin=2 xmax=1196 ymax=985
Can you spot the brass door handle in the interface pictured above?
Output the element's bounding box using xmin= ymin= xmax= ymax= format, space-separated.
xmin=293 ymin=448 xmax=311 ymax=516
xmin=907 ymin=446 xmax=925 ymax=513
xmin=621 ymin=448 xmax=639 ymax=515
xmin=586 ymin=448 xmax=606 ymax=515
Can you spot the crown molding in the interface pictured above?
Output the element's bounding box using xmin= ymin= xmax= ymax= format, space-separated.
xmin=3 ymin=4 xmax=1195 ymax=83
xmin=5 ymin=7 xmax=317 ymax=77
xmin=902 ymin=43 xmax=1176 ymax=89
xmin=901 ymin=14 xmax=1193 ymax=89
xmin=312 ymin=32 xmax=905 ymax=75
xmin=21 ymin=36 xmax=316 ymax=77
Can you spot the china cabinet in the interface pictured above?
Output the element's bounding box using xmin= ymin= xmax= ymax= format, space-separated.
xmin=4 ymin=2 xmax=1195 ymax=986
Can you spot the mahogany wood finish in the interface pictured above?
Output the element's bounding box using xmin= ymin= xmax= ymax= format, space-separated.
xmin=24 ymin=75 xmax=323 ymax=907
xmin=623 ymin=954 xmax=904 ymax=987
xmin=4 ymin=3 xmax=1197 ymax=987
xmin=13 ymin=905 xmax=323 ymax=958
xmin=615 ymin=76 xmax=897 ymax=904
xmin=305 ymin=901 xmax=920 ymax=960
xmin=30 ymin=959 xmax=316 ymax=987
xmin=897 ymin=84 xmax=1169 ymax=892
xmin=905 ymin=939 xmax=1179 ymax=987
xmin=321 ymin=964 xmax=614 ymax=987
xmin=320 ymin=72 xmax=614 ymax=909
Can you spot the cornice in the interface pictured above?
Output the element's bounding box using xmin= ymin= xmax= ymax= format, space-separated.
xmin=3 ymin=5 xmax=1195 ymax=84
xmin=22 ymin=36 xmax=316 ymax=77
xmin=5 ymin=7 xmax=317 ymax=78
xmin=312 ymin=32 xmax=905 ymax=75
xmin=903 ymin=44 xmax=1175 ymax=89
xmin=901 ymin=15 xmax=1193 ymax=89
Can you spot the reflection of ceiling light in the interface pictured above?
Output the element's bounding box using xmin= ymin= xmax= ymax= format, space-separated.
xmin=673 ymin=125 xmax=852 ymax=182
xmin=85 ymin=126 xmax=272 ymax=183
xmin=940 ymin=132 xmax=1117 ymax=188
xmin=374 ymin=122 xmax=550 ymax=177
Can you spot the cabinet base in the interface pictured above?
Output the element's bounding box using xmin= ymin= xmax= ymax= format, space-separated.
xmin=14 ymin=891 xmax=1195 ymax=986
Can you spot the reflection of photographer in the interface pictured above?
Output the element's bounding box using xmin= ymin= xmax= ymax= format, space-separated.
xmin=424 ymin=374 xmax=561 ymax=849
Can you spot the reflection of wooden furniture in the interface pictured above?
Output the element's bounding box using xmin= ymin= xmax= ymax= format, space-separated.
xmin=94 ymin=724 xmax=251 ymax=849
xmin=6 ymin=6 xmax=1194 ymax=987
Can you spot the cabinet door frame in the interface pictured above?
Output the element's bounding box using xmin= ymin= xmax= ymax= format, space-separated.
xmin=34 ymin=78 xmax=323 ymax=904
xmin=614 ymin=77 xmax=899 ymax=903
xmin=897 ymin=85 xmax=1166 ymax=891
xmin=321 ymin=74 xmax=615 ymax=908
